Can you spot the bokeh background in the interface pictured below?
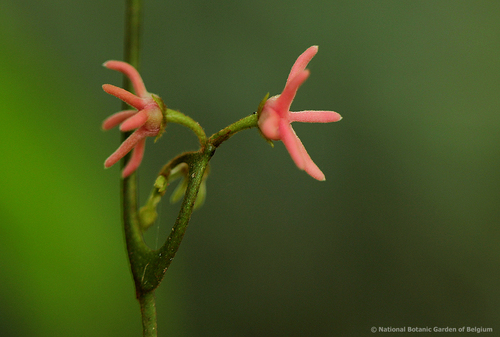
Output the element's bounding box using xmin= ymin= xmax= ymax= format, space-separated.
xmin=1 ymin=0 xmax=499 ymax=336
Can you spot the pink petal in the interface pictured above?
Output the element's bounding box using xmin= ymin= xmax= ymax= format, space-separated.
xmin=119 ymin=109 xmax=149 ymax=132
xmin=305 ymin=162 xmax=326 ymax=181
xmin=279 ymin=120 xmax=306 ymax=170
xmin=289 ymin=110 xmax=342 ymax=123
xmin=104 ymin=129 xmax=145 ymax=168
xmin=122 ymin=138 xmax=146 ymax=177
xmin=297 ymin=139 xmax=326 ymax=181
xmin=102 ymin=84 xmax=146 ymax=110
xmin=274 ymin=70 xmax=310 ymax=115
xmin=102 ymin=110 xmax=137 ymax=130
xmin=286 ymin=46 xmax=318 ymax=85
xmin=279 ymin=120 xmax=326 ymax=181
xmin=103 ymin=60 xmax=148 ymax=98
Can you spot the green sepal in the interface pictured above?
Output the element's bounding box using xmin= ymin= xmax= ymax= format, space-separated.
xmin=152 ymin=94 xmax=168 ymax=142
xmin=256 ymin=92 xmax=270 ymax=118
xmin=259 ymin=130 xmax=274 ymax=147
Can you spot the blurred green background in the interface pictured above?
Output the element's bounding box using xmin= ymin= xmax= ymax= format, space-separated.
xmin=1 ymin=0 xmax=499 ymax=336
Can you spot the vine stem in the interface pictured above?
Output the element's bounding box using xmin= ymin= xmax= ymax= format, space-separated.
xmin=118 ymin=1 xmax=261 ymax=336
xmin=209 ymin=113 xmax=258 ymax=148
xmin=139 ymin=291 xmax=157 ymax=336
xmin=120 ymin=0 xmax=159 ymax=337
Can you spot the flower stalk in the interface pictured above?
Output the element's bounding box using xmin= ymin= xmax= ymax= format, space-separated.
xmin=209 ymin=113 xmax=259 ymax=148
xmin=164 ymin=108 xmax=207 ymax=145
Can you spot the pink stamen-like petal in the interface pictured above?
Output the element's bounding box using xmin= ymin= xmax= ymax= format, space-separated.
xmin=102 ymin=110 xmax=137 ymax=130
xmin=119 ymin=109 xmax=149 ymax=132
xmin=295 ymin=137 xmax=326 ymax=181
xmin=304 ymin=162 xmax=326 ymax=181
xmin=104 ymin=60 xmax=148 ymax=98
xmin=279 ymin=120 xmax=326 ymax=181
xmin=278 ymin=120 xmax=306 ymax=170
xmin=289 ymin=110 xmax=342 ymax=123
xmin=102 ymin=84 xmax=146 ymax=110
xmin=122 ymin=138 xmax=146 ymax=177
xmin=275 ymin=70 xmax=310 ymax=115
xmin=104 ymin=129 xmax=145 ymax=168
xmin=286 ymin=46 xmax=318 ymax=85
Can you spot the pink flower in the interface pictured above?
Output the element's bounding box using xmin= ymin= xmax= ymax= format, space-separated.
xmin=102 ymin=61 xmax=164 ymax=178
xmin=258 ymin=46 xmax=342 ymax=181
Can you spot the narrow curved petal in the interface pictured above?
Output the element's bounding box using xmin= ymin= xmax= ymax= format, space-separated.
xmin=104 ymin=129 xmax=145 ymax=168
xmin=304 ymin=160 xmax=326 ymax=181
xmin=286 ymin=46 xmax=318 ymax=85
xmin=296 ymin=138 xmax=326 ymax=181
xmin=274 ymin=70 xmax=310 ymax=115
xmin=102 ymin=84 xmax=146 ymax=110
xmin=279 ymin=120 xmax=305 ymax=170
xmin=122 ymin=138 xmax=146 ymax=177
xmin=119 ymin=109 xmax=149 ymax=131
xmin=279 ymin=120 xmax=326 ymax=181
xmin=102 ymin=110 xmax=137 ymax=130
xmin=104 ymin=60 xmax=148 ymax=98
xmin=289 ymin=110 xmax=342 ymax=123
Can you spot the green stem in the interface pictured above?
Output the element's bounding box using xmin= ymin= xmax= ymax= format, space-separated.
xmin=136 ymin=148 xmax=214 ymax=291
xmin=139 ymin=152 xmax=194 ymax=231
xmin=123 ymin=0 xmax=142 ymax=72
xmin=119 ymin=0 xmax=259 ymax=329
xmin=122 ymin=0 xmax=145 ymax=276
xmin=121 ymin=0 xmax=159 ymax=337
xmin=209 ymin=113 xmax=258 ymax=148
xmin=166 ymin=109 xmax=207 ymax=145
xmin=139 ymin=291 xmax=157 ymax=336
xmin=157 ymin=149 xmax=213 ymax=264
xmin=139 ymin=113 xmax=259 ymax=235
xmin=139 ymin=114 xmax=260 ymax=283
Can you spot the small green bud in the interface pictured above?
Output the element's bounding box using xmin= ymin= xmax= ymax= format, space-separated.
xmin=170 ymin=179 xmax=188 ymax=204
xmin=139 ymin=205 xmax=158 ymax=231
xmin=154 ymin=175 xmax=168 ymax=192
